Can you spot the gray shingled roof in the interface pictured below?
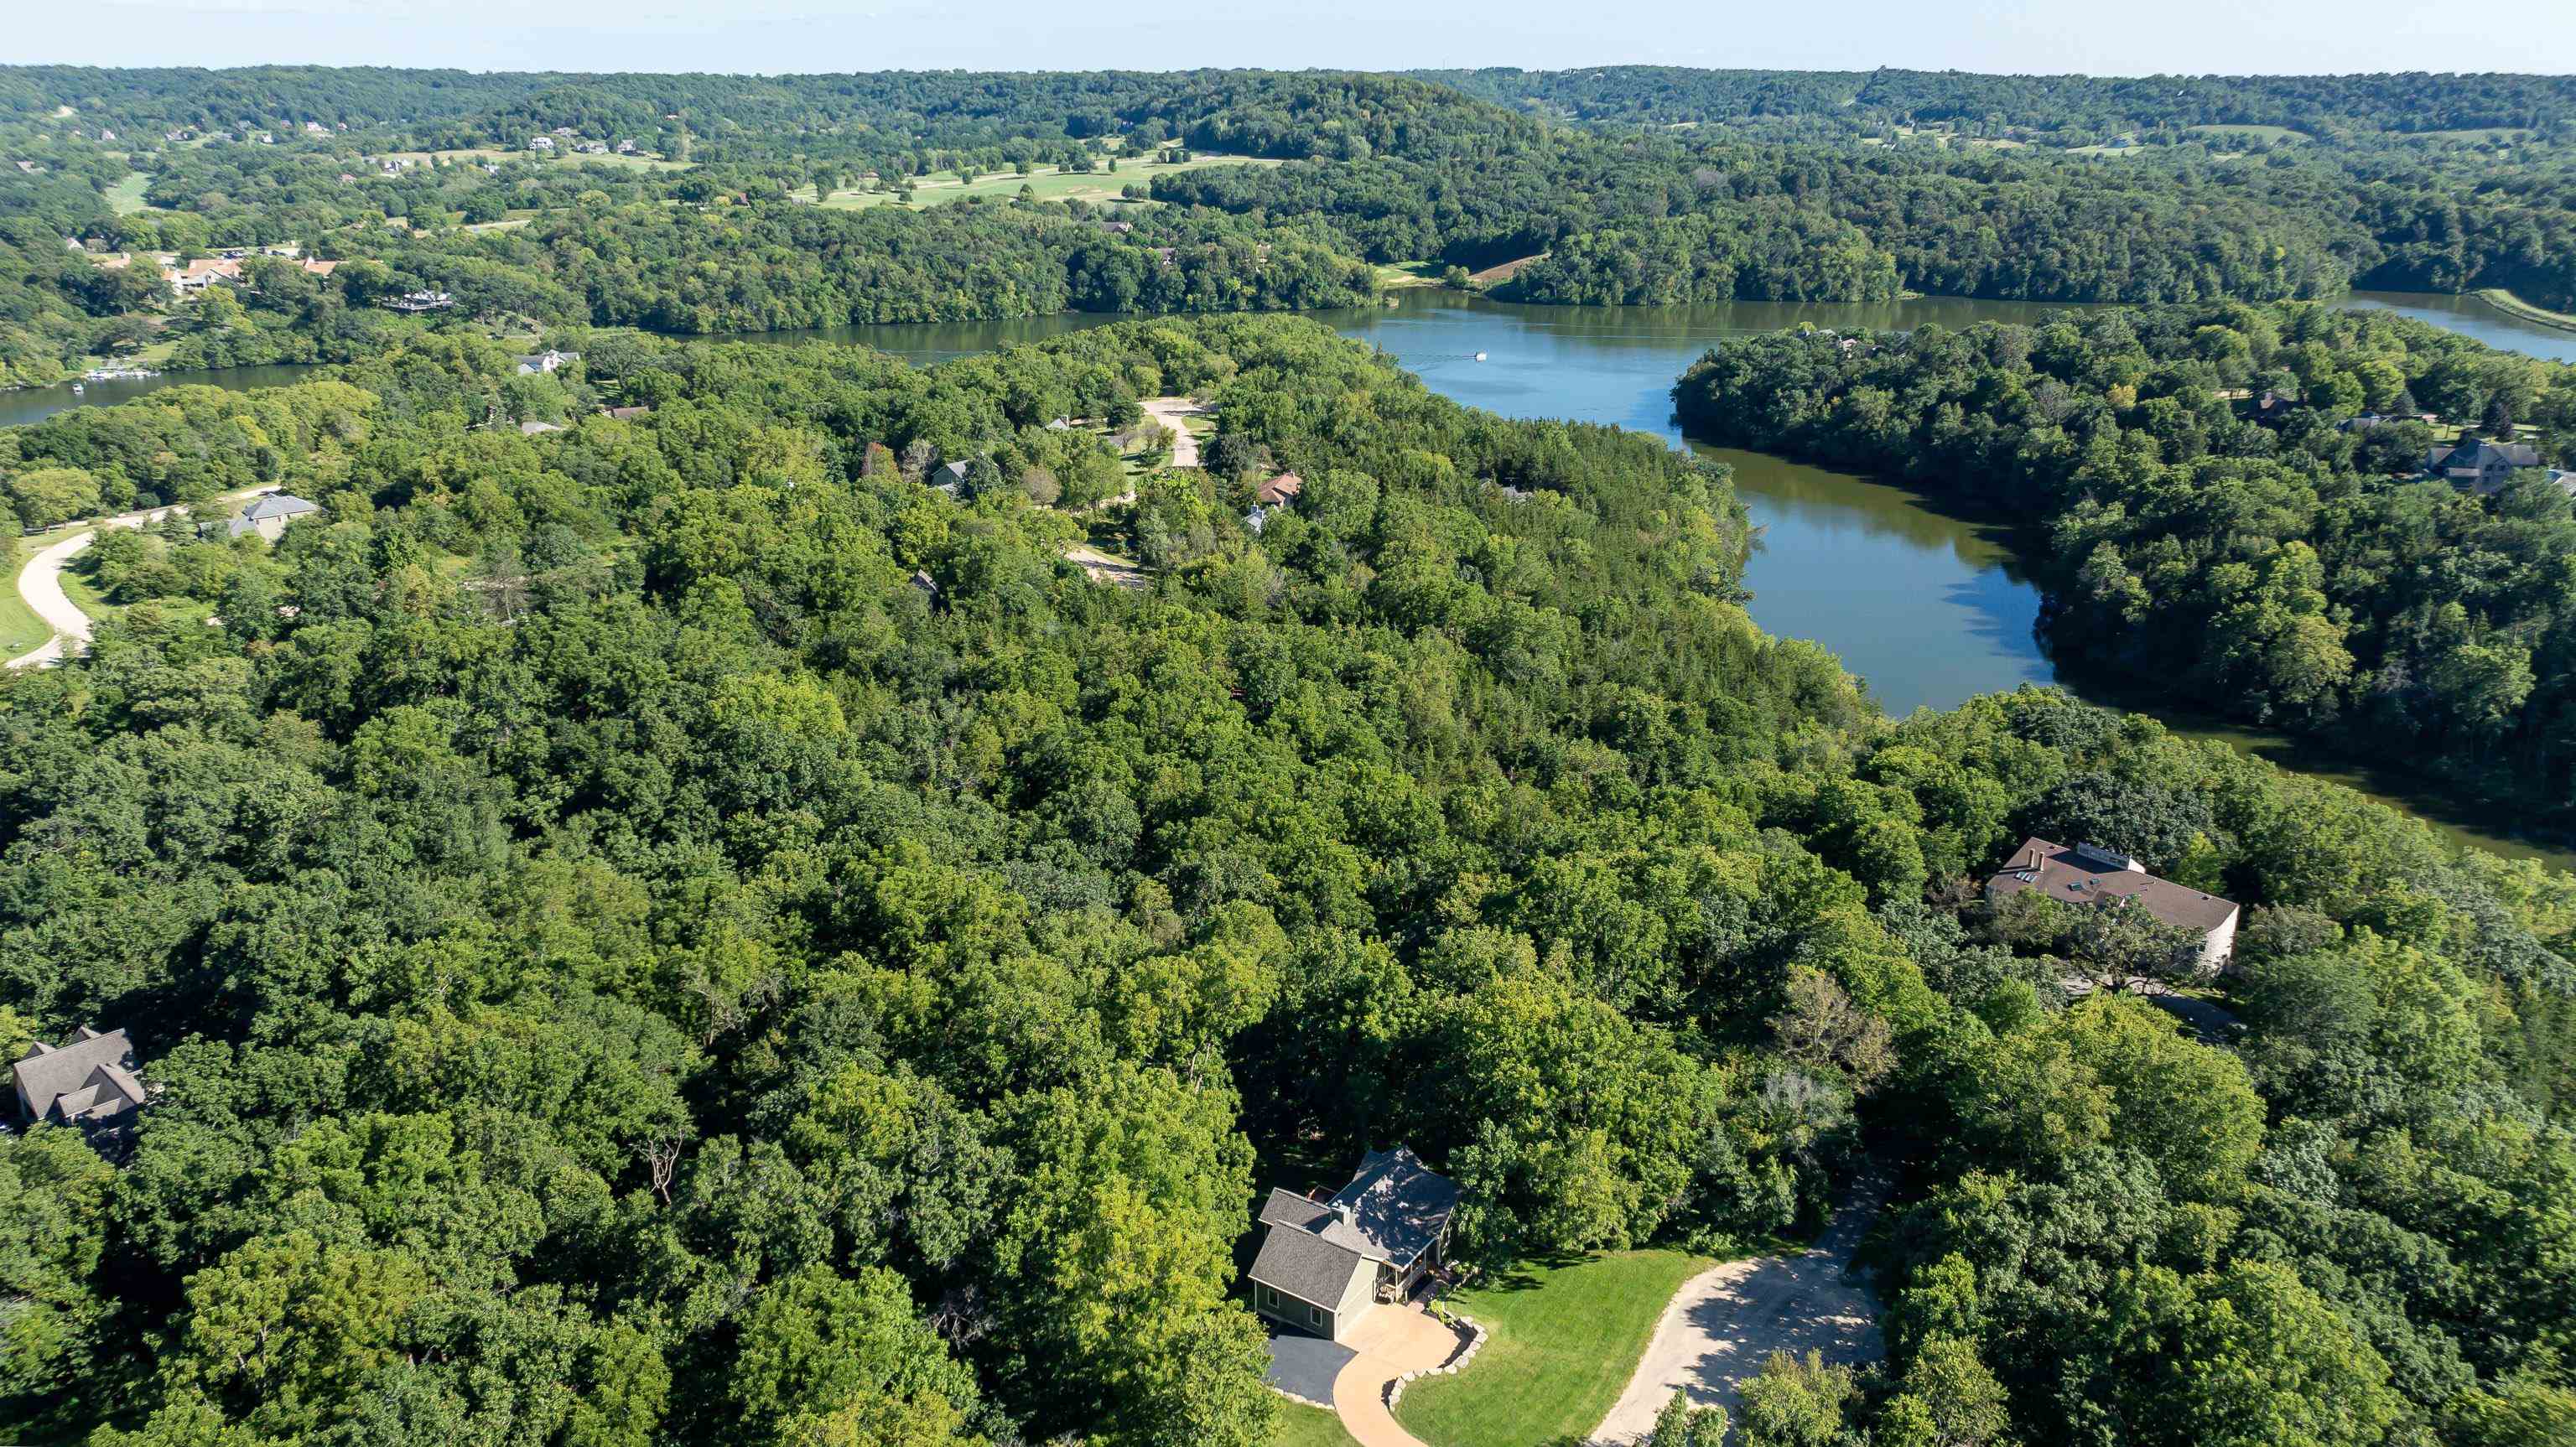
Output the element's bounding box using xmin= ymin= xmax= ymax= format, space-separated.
xmin=1259 ymin=1187 xmax=1333 ymax=1232
xmin=1249 ymin=1223 xmax=1369 ymax=1309
xmin=242 ymin=493 xmax=319 ymax=522
xmin=1325 ymin=1148 xmax=1461 ymax=1267
xmin=1986 ymin=837 xmax=2237 ymax=936
xmin=13 ymin=1028 xmax=144 ymax=1123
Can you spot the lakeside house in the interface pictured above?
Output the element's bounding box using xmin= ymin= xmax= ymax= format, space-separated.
xmin=13 ymin=1027 xmax=150 ymax=1135
xmin=387 ymin=290 xmax=455 ymax=313
xmin=515 ymin=349 xmax=579 ymax=375
xmin=1986 ymin=838 xmax=2241 ymax=973
xmin=528 ymin=136 xmax=555 ymax=151
xmin=1249 ymin=1146 xmax=1459 ymax=1342
xmin=2427 ymin=438 xmax=2542 ymax=494
xmin=1255 ymin=471 xmax=1303 ymax=507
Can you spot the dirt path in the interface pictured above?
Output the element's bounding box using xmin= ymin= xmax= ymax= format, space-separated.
xmin=1591 ymin=1180 xmax=1886 ymax=1443
xmin=7 ymin=487 xmax=277 ymax=670
xmin=1063 ymin=544 xmax=1150 ymax=589
xmin=1140 ymin=396 xmax=1204 ymax=469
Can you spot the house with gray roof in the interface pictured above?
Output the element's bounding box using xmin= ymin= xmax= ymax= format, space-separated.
xmin=1987 ymin=837 xmax=2241 ymax=973
xmin=202 ymin=492 xmax=319 ymax=542
xmin=1248 ymin=1146 xmax=1458 ymax=1341
xmin=2427 ymin=438 xmax=2542 ymax=494
xmin=14 ymin=1026 xmax=149 ymax=1133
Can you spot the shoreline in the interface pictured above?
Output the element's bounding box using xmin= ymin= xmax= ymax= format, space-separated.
xmin=2472 ymin=288 xmax=2576 ymax=335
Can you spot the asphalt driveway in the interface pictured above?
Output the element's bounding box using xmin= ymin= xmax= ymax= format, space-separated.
xmin=1264 ymin=1330 xmax=1353 ymax=1408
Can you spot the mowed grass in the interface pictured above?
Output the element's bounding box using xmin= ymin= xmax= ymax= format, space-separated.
xmin=105 ymin=171 xmax=155 ymax=214
xmin=810 ymin=153 xmax=1279 ymax=210
xmin=1395 ymin=1250 xmax=1711 ymax=1447
xmin=1274 ymin=1402 xmax=1361 ymax=1447
xmin=0 ymin=535 xmax=66 ymax=658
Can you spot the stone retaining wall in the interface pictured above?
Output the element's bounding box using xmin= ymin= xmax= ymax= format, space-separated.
xmin=1383 ymin=1313 xmax=1486 ymax=1410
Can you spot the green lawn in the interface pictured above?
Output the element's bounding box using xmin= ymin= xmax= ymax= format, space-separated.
xmin=812 ymin=153 xmax=1278 ymax=211
xmin=0 ymin=536 xmax=65 ymax=658
xmin=1395 ymin=1250 xmax=1711 ymax=1447
xmin=105 ymin=171 xmax=155 ymax=215
xmin=1374 ymin=261 xmax=1446 ymax=288
xmin=2475 ymin=288 xmax=2576 ymax=334
xmin=1275 ymin=1402 xmax=1361 ymax=1447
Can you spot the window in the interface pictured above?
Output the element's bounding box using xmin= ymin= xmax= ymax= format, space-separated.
xmin=1260 ymin=1287 xmax=1277 ymax=1310
xmin=1309 ymin=1304 xmax=1324 ymax=1329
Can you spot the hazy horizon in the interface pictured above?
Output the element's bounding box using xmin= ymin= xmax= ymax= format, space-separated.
xmin=19 ymin=0 xmax=2576 ymax=80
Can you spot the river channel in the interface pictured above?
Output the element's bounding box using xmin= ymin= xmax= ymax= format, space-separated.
xmin=8 ymin=289 xmax=2573 ymax=866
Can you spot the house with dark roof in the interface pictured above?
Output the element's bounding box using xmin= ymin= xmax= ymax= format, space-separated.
xmin=1248 ymin=1147 xmax=1458 ymax=1341
xmin=1987 ymin=838 xmax=2241 ymax=973
xmin=13 ymin=1027 xmax=149 ymax=1132
xmin=2427 ymin=438 xmax=2542 ymax=494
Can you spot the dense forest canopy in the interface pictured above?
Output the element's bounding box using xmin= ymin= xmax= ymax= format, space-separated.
xmin=3 ymin=65 xmax=2576 ymax=388
xmin=1675 ymin=300 xmax=2576 ymax=829
xmin=1 ymin=298 xmax=2573 ymax=1447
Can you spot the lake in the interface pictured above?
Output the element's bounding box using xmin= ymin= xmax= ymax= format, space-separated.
xmin=8 ymin=289 xmax=2572 ymax=867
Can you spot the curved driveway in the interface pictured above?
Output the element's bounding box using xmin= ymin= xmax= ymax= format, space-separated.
xmin=1592 ymin=1180 xmax=1887 ymax=1443
xmin=8 ymin=528 xmax=101 ymax=669
xmin=7 ymin=487 xmax=278 ymax=670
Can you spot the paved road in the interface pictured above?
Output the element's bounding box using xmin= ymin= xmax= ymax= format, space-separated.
xmin=8 ymin=528 xmax=101 ymax=669
xmin=1592 ymin=1180 xmax=1887 ymax=1442
xmin=1140 ymin=396 xmax=1203 ymax=468
xmin=7 ymin=487 xmax=277 ymax=670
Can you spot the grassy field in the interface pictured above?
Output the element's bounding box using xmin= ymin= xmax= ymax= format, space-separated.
xmin=809 ymin=153 xmax=1277 ymax=211
xmin=2407 ymin=127 xmax=2529 ymax=143
xmin=1274 ymin=1402 xmax=1361 ymax=1447
xmin=105 ymin=171 xmax=156 ymax=215
xmin=1374 ymin=261 xmax=1446 ymax=288
xmin=1395 ymin=1250 xmax=1711 ymax=1447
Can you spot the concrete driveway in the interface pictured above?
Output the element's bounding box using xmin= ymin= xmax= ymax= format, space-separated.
xmin=1332 ymin=1304 xmax=1465 ymax=1447
xmin=1592 ymin=1181 xmax=1886 ymax=1442
xmin=8 ymin=527 xmax=100 ymax=669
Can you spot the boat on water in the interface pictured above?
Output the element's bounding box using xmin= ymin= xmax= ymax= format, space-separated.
xmin=1473 ymin=351 xmax=1488 ymax=361
xmin=70 ymin=383 xmax=83 ymax=393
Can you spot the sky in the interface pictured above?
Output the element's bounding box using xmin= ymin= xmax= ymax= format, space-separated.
xmin=19 ymin=0 xmax=2576 ymax=76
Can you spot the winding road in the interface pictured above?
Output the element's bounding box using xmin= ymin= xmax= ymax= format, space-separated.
xmin=7 ymin=488 xmax=277 ymax=670
xmin=1592 ymin=1178 xmax=1887 ymax=1442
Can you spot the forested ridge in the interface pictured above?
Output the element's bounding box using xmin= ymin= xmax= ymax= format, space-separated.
xmin=1674 ymin=301 xmax=2576 ymax=830
xmin=6 ymin=65 xmax=2576 ymax=390
xmin=1 ymin=315 xmax=2572 ymax=1447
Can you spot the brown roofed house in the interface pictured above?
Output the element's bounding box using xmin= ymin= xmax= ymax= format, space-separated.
xmin=1255 ymin=471 xmax=1302 ymax=507
xmin=1248 ymin=1146 xmax=1457 ymax=1341
xmin=14 ymin=1027 xmax=151 ymax=1134
xmin=1986 ymin=838 xmax=2241 ymax=974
